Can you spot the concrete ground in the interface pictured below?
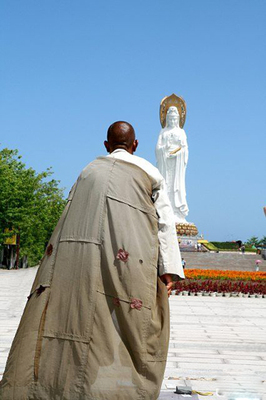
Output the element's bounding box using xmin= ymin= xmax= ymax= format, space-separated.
xmin=0 ymin=267 xmax=266 ymax=400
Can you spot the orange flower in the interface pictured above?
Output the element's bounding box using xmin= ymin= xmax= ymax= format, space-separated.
xmin=184 ymin=269 xmax=266 ymax=282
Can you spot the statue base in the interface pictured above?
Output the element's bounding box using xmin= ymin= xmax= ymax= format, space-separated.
xmin=178 ymin=236 xmax=198 ymax=252
xmin=176 ymin=223 xmax=199 ymax=252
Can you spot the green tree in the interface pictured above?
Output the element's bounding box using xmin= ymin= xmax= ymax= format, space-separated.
xmin=258 ymin=236 xmax=266 ymax=246
xmin=245 ymin=236 xmax=259 ymax=246
xmin=0 ymin=148 xmax=66 ymax=266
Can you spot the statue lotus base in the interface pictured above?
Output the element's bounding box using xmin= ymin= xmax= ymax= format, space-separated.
xmin=176 ymin=222 xmax=198 ymax=237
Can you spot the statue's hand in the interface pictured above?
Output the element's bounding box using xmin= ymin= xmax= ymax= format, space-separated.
xmin=169 ymin=146 xmax=181 ymax=155
xmin=167 ymin=153 xmax=176 ymax=158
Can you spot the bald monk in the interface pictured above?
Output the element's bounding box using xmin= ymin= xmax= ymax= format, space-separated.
xmin=105 ymin=121 xmax=184 ymax=293
xmin=0 ymin=121 xmax=184 ymax=400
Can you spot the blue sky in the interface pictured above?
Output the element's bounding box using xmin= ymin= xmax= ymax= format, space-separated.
xmin=1 ymin=0 xmax=265 ymax=242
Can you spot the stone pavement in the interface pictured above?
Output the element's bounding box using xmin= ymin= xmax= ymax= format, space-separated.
xmin=159 ymin=295 xmax=266 ymax=399
xmin=0 ymin=267 xmax=266 ymax=400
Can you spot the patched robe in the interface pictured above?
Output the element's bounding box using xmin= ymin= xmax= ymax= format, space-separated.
xmin=0 ymin=157 xmax=169 ymax=400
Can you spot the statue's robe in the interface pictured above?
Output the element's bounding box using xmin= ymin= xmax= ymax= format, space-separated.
xmin=0 ymin=157 xmax=169 ymax=400
xmin=156 ymin=127 xmax=189 ymax=220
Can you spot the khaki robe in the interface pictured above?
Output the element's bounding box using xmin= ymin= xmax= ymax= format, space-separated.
xmin=0 ymin=157 xmax=170 ymax=400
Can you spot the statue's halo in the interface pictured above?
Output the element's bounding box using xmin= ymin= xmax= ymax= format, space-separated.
xmin=160 ymin=94 xmax=186 ymax=128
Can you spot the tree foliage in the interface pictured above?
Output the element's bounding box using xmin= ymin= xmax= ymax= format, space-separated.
xmin=245 ymin=236 xmax=259 ymax=246
xmin=0 ymin=148 xmax=66 ymax=266
xmin=245 ymin=236 xmax=266 ymax=247
xmin=258 ymin=236 xmax=266 ymax=246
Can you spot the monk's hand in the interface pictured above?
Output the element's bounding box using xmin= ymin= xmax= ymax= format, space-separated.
xmin=160 ymin=274 xmax=173 ymax=297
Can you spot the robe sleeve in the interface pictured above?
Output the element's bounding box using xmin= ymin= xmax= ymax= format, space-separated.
xmin=152 ymin=180 xmax=185 ymax=279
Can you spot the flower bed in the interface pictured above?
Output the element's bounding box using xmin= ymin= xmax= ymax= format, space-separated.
xmin=184 ymin=269 xmax=266 ymax=282
xmin=174 ymin=279 xmax=266 ymax=296
xmin=174 ymin=269 xmax=266 ymax=296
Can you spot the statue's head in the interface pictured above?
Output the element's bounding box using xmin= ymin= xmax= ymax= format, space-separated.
xmin=166 ymin=106 xmax=179 ymax=128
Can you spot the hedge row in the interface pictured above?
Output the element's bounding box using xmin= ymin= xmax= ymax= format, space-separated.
xmin=211 ymin=241 xmax=239 ymax=249
xmin=210 ymin=242 xmax=255 ymax=252
xmin=203 ymin=242 xmax=257 ymax=252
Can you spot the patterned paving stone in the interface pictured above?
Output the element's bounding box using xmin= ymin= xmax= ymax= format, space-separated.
xmin=0 ymin=267 xmax=266 ymax=399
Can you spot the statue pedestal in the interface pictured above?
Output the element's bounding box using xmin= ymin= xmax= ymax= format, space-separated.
xmin=178 ymin=236 xmax=198 ymax=252
xmin=176 ymin=223 xmax=199 ymax=252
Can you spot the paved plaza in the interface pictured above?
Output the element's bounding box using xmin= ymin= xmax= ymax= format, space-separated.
xmin=0 ymin=267 xmax=265 ymax=399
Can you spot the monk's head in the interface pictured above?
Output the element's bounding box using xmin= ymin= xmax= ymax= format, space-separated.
xmin=104 ymin=121 xmax=138 ymax=154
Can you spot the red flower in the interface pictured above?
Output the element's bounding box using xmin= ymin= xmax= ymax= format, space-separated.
xmin=113 ymin=297 xmax=120 ymax=307
xmin=130 ymin=298 xmax=143 ymax=310
xmin=116 ymin=249 xmax=129 ymax=262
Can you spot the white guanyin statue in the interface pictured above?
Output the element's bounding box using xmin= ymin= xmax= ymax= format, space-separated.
xmin=156 ymin=95 xmax=189 ymax=224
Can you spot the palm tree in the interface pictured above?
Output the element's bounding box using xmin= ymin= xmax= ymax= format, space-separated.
xmin=258 ymin=236 xmax=266 ymax=246
xmin=246 ymin=236 xmax=259 ymax=246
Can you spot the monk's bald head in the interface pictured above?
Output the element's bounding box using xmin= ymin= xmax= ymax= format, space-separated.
xmin=104 ymin=121 xmax=138 ymax=154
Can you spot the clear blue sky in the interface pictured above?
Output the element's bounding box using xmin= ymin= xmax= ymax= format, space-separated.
xmin=1 ymin=0 xmax=265 ymax=242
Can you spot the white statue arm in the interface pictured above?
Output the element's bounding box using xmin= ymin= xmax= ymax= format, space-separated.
xmin=184 ymin=145 xmax=188 ymax=165
xmin=156 ymin=132 xmax=166 ymax=159
xmin=156 ymin=132 xmax=167 ymax=178
xmin=182 ymin=130 xmax=189 ymax=165
xmin=156 ymin=132 xmax=164 ymax=149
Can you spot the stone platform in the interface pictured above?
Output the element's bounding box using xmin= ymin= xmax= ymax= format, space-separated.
xmin=1 ymin=267 xmax=266 ymax=399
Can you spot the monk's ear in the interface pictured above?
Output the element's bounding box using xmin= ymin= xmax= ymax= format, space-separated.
xmin=132 ymin=140 xmax=138 ymax=153
xmin=104 ymin=141 xmax=110 ymax=153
